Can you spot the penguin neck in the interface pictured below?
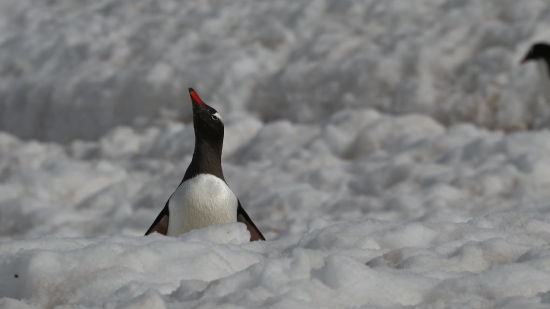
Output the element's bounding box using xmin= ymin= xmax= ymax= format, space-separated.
xmin=182 ymin=137 xmax=225 ymax=183
xmin=536 ymin=59 xmax=550 ymax=104
xmin=537 ymin=57 xmax=550 ymax=78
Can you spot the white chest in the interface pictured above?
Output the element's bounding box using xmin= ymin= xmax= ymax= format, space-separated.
xmin=167 ymin=174 xmax=238 ymax=236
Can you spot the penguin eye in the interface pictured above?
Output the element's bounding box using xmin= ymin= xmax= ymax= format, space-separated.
xmin=211 ymin=112 xmax=222 ymax=122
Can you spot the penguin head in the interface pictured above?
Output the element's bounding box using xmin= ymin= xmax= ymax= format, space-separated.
xmin=189 ymin=88 xmax=224 ymax=142
xmin=521 ymin=42 xmax=550 ymax=64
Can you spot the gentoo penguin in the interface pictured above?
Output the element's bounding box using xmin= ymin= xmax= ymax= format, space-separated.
xmin=145 ymin=88 xmax=265 ymax=241
xmin=521 ymin=42 xmax=550 ymax=104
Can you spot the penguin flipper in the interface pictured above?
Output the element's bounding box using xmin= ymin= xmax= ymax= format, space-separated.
xmin=145 ymin=201 xmax=170 ymax=236
xmin=237 ymin=201 xmax=265 ymax=241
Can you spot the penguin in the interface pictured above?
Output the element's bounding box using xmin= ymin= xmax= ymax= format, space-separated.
xmin=145 ymin=88 xmax=265 ymax=241
xmin=521 ymin=42 xmax=550 ymax=104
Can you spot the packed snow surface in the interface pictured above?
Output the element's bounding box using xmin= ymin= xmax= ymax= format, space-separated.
xmin=2 ymin=0 xmax=550 ymax=308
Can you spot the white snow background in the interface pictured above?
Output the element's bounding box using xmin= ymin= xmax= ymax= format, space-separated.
xmin=2 ymin=0 xmax=550 ymax=308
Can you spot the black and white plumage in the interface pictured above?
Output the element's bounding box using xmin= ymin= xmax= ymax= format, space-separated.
xmin=522 ymin=42 xmax=550 ymax=104
xmin=145 ymin=88 xmax=265 ymax=241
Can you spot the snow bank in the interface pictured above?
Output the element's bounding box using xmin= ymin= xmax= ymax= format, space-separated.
xmin=1 ymin=0 xmax=550 ymax=142
xmin=3 ymin=215 xmax=550 ymax=308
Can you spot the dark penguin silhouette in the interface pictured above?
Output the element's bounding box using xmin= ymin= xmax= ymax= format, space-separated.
xmin=521 ymin=42 xmax=550 ymax=103
xmin=145 ymin=88 xmax=265 ymax=241
xmin=521 ymin=42 xmax=550 ymax=68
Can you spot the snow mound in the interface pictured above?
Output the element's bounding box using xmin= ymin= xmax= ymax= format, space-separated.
xmin=2 ymin=214 xmax=550 ymax=308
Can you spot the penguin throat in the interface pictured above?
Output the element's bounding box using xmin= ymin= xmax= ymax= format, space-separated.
xmin=536 ymin=60 xmax=550 ymax=104
xmin=182 ymin=139 xmax=225 ymax=183
xmin=195 ymin=137 xmax=223 ymax=160
xmin=542 ymin=58 xmax=550 ymax=79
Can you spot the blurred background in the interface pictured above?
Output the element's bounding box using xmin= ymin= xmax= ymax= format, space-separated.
xmin=1 ymin=0 xmax=550 ymax=242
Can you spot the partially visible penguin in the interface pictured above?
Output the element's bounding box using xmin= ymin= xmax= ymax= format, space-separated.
xmin=521 ymin=42 xmax=550 ymax=105
xmin=145 ymin=88 xmax=265 ymax=241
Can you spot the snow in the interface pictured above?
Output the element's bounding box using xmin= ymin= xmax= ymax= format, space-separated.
xmin=1 ymin=0 xmax=550 ymax=142
xmin=3 ymin=217 xmax=550 ymax=308
xmin=2 ymin=0 xmax=550 ymax=308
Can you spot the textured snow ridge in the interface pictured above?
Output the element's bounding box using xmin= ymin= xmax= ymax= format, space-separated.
xmin=2 ymin=216 xmax=550 ymax=309
xmin=4 ymin=110 xmax=550 ymax=242
xmin=1 ymin=0 xmax=550 ymax=142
